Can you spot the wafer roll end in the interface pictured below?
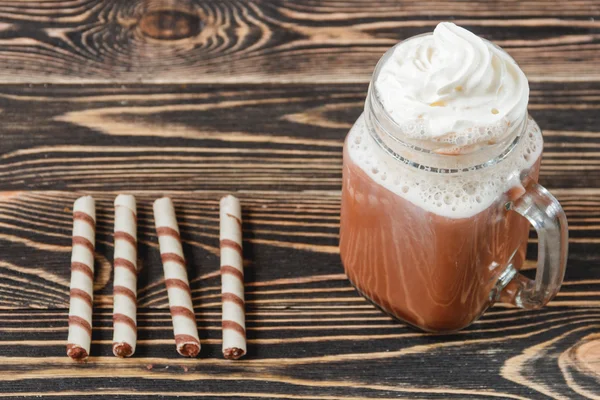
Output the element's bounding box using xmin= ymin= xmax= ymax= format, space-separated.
xmin=175 ymin=335 xmax=201 ymax=357
xmin=153 ymin=197 xmax=177 ymax=228
xmin=112 ymin=342 xmax=134 ymax=358
xmin=74 ymin=195 xmax=95 ymax=218
xmin=223 ymin=347 xmax=246 ymax=360
xmin=67 ymin=343 xmax=88 ymax=361
xmin=220 ymin=194 xmax=240 ymax=210
xmin=115 ymin=194 xmax=136 ymax=212
xmin=153 ymin=196 xmax=173 ymax=211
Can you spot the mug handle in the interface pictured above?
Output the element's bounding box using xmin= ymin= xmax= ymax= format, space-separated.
xmin=498 ymin=184 xmax=568 ymax=309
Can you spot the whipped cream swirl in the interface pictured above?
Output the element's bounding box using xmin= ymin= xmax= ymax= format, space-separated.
xmin=374 ymin=22 xmax=529 ymax=154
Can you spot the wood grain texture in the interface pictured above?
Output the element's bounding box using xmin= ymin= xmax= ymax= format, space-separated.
xmin=1 ymin=82 xmax=600 ymax=191
xmin=0 ymin=0 xmax=597 ymax=83
xmin=0 ymin=190 xmax=598 ymax=398
xmin=0 ymin=0 xmax=598 ymax=398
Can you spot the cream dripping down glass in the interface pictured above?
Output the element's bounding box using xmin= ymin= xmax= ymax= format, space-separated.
xmin=339 ymin=22 xmax=568 ymax=332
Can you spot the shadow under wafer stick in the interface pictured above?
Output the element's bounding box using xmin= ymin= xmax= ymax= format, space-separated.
xmin=153 ymin=197 xmax=200 ymax=357
xmin=112 ymin=195 xmax=138 ymax=358
xmin=220 ymin=195 xmax=246 ymax=360
xmin=67 ymin=195 xmax=96 ymax=361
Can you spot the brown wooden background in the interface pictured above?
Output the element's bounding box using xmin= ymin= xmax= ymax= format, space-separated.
xmin=0 ymin=0 xmax=599 ymax=398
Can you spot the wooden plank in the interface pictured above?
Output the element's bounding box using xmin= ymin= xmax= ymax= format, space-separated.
xmin=0 ymin=191 xmax=342 ymax=309
xmin=0 ymin=307 xmax=597 ymax=399
xmin=1 ymin=82 xmax=599 ymax=191
xmin=0 ymin=0 xmax=597 ymax=83
xmin=0 ymin=190 xmax=597 ymax=309
xmin=0 ymin=190 xmax=598 ymax=398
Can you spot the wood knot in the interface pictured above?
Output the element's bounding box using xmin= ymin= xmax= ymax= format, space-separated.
xmin=139 ymin=9 xmax=201 ymax=40
xmin=572 ymin=338 xmax=600 ymax=377
xmin=561 ymin=335 xmax=600 ymax=380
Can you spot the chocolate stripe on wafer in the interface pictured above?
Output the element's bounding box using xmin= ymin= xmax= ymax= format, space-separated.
xmin=114 ymin=231 xmax=136 ymax=247
xmin=67 ymin=196 xmax=96 ymax=361
xmin=71 ymin=262 xmax=94 ymax=281
xmin=220 ymin=239 xmax=243 ymax=255
xmin=222 ymin=320 xmax=246 ymax=337
xmin=156 ymin=226 xmax=181 ymax=240
xmin=73 ymin=211 xmax=96 ymax=228
xmin=175 ymin=334 xmax=201 ymax=346
xmin=222 ymin=292 xmax=245 ymax=309
xmin=112 ymin=194 xmax=138 ymax=358
xmin=160 ymin=252 xmax=186 ymax=267
xmin=226 ymin=213 xmax=242 ymax=227
xmin=220 ymin=195 xmax=247 ymax=360
xmin=72 ymin=236 xmax=94 ymax=253
xmin=113 ymin=285 xmax=137 ymax=304
xmin=69 ymin=289 xmax=93 ymax=309
xmin=220 ymin=265 xmax=244 ymax=281
xmin=69 ymin=315 xmax=92 ymax=336
xmin=170 ymin=306 xmax=196 ymax=320
xmin=114 ymin=258 xmax=137 ymax=276
xmin=165 ymin=279 xmax=193 ymax=296
xmin=113 ymin=313 xmax=137 ymax=332
xmin=153 ymin=197 xmax=200 ymax=357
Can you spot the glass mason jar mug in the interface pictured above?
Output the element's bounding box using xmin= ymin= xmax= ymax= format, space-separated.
xmin=339 ymin=37 xmax=569 ymax=333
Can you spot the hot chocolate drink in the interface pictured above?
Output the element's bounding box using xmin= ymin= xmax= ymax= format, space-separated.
xmin=339 ymin=23 xmax=568 ymax=332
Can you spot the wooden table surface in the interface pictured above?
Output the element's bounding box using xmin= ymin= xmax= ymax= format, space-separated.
xmin=0 ymin=1 xmax=599 ymax=399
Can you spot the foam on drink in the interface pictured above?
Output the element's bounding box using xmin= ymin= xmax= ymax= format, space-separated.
xmin=347 ymin=22 xmax=542 ymax=219
xmin=347 ymin=114 xmax=542 ymax=218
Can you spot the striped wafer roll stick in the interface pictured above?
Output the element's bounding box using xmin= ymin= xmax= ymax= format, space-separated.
xmin=220 ymin=195 xmax=246 ymax=360
xmin=67 ymin=195 xmax=96 ymax=361
xmin=153 ymin=197 xmax=200 ymax=357
xmin=112 ymin=194 xmax=138 ymax=358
